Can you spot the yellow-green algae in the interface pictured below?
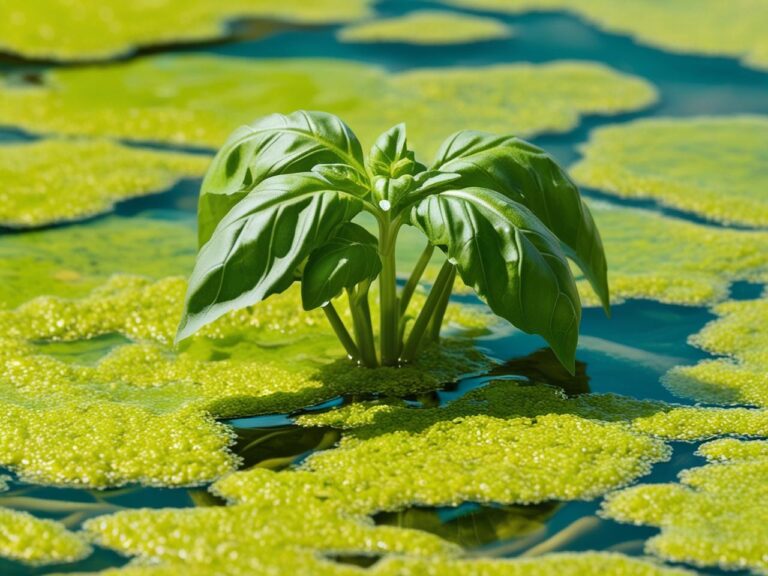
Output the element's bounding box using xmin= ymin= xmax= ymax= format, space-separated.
xmin=80 ymin=464 xmax=692 ymax=576
xmin=0 ymin=275 xmax=488 ymax=487
xmin=0 ymin=56 xmax=656 ymax=154
xmin=0 ymin=215 xmax=197 ymax=309
xmin=663 ymin=294 xmax=768 ymax=407
xmin=0 ymin=0 xmax=371 ymax=61
xmin=602 ymin=438 xmax=768 ymax=573
xmin=0 ymin=138 xmax=209 ymax=228
xmin=579 ymin=201 xmax=768 ymax=306
xmin=338 ymin=10 xmax=513 ymax=45
xmin=571 ymin=117 xmax=768 ymax=227
xmin=444 ymin=0 xmax=768 ymax=71
xmin=0 ymin=507 xmax=91 ymax=565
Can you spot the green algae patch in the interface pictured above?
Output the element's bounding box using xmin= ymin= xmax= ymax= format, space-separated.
xmin=663 ymin=296 xmax=768 ymax=407
xmin=579 ymin=202 xmax=768 ymax=306
xmin=0 ymin=275 xmax=488 ymax=487
xmin=374 ymin=553 xmax=694 ymax=575
xmin=298 ymin=382 xmax=672 ymax=510
xmin=571 ymin=117 xmax=768 ymax=227
xmin=82 ymin=465 xmax=690 ymax=576
xmin=338 ymin=10 xmax=513 ymax=45
xmin=0 ymin=507 xmax=91 ymax=565
xmin=86 ymin=468 xmax=458 ymax=576
xmin=0 ymin=0 xmax=371 ymax=61
xmin=0 ymin=138 xmax=209 ymax=228
xmin=602 ymin=438 xmax=768 ymax=573
xmin=444 ymin=0 xmax=768 ymax=72
xmin=0 ymin=56 xmax=656 ymax=154
xmin=0 ymin=215 xmax=197 ymax=309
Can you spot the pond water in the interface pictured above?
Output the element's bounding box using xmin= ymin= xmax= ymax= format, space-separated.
xmin=1 ymin=1 xmax=766 ymax=575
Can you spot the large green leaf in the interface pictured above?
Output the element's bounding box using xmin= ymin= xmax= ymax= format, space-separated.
xmin=411 ymin=187 xmax=581 ymax=372
xmin=198 ymin=110 xmax=367 ymax=247
xmin=301 ymin=223 xmax=381 ymax=310
xmin=432 ymin=131 xmax=609 ymax=313
xmin=177 ymin=173 xmax=363 ymax=341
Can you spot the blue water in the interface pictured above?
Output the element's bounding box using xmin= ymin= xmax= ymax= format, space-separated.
xmin=1 ymin=2 xmax=766 ymax=574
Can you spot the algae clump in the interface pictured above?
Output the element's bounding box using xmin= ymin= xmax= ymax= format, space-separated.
xmin=663 ymin=293 xmax=768 ymax=407
xmin=338 ymin=10 xmax=513 ymax=45
xmin=0 ymin=215 xmax=197 ymax=309
xmin=0 ymin=56 xmax=656 ymax=154
xmin=0 ymin=0 xmax=372 ymax=61
xmin=0 ymin=507 xmax=91 ymax=565
xmin=444 ymin=0 xmax=768 ymax=71
xmin=0 ymin=275 xmax=487 ymax=488
xmin=580 ymin=201 xmax=768 ymax=306
xmin=572 ymin=117 xmax=768 ymax=227
xmin=603 ymin=438 xmax=768 ymax=573
xmin=0 ymin=138 xmax=209 ymax=228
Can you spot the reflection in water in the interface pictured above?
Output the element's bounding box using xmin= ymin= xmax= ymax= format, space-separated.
xmin=376 ymin=501 xmax=561 ymax=550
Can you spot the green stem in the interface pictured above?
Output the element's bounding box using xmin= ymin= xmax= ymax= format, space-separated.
xmin=401 ymin=260 xmax=456 ymax=362
xmin=348 ymin=284 xmax=378 ymax=367
xmin=399 ymin=243 xmax=435 ymax=317
xmin=322 ymin=302 xmax=359 ymax=361
xmin=378 ymin=216 xmax=400 ymax=366
xmin=426 ymin=265 xmax=456 ymax=343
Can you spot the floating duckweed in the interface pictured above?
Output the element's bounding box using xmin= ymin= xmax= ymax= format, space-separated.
xmin=663 ymin=296 xmax=768 ymax=407
xmin=373 ymin=553 xmax=695 ymax=575
xmin=86 ymin=468 xmax=458 ymax=576
xmin=444 ymin=0 xmax=768 ymax=71
xmin=571 ymin=117 xmax=768 ymax=227
xmin=0 ymin=276 xmax=487 ymax=487
xmin=0 ymin=138 xmax=209 ymax=228
xmin=602 ymin=438 xmax=768 ymax=573
xmin=0 ymin=507 xmax=91 ymax=565
xmin=298 ymin=382 xmax=671 ymax=510
xmin=84 ymin=467 xmax=691 ymax=576
xmin=338 ymin=10 xmax=513 ymax=45
xmin=578 ymin=202 xmax=768 ymax=306
xmin=0 ymin=0 xmax=372 ymax=61
xmin=0 ymin=56 xmax=656 ymax=153
xmin=0 ymin=215 xmax=196 ymax=309
xmin=697 ymin=438 xmax=768 ymax=461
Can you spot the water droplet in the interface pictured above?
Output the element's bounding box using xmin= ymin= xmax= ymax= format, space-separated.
xmin=379 ymin=200 xmax=391 ymax=212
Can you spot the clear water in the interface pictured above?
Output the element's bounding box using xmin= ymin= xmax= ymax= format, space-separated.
xmin=1 ymin=2 xmax=764 ymax=574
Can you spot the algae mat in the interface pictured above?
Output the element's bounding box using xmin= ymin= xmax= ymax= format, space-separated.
xmin=445 ymin=0 xmax=768 ymax=71
xmin=572 ymin=117 xmax=768 ymax=227
xmin=604 ymin=438 xmax=768 ymax=573
xmin=0 ymin=0 xmax=371 ymax=61
xmin=0 ymin=138 xmax=209 ymax=228
xmin=0 ymin=56 xmax=656 ymax=153
xmin=338 ymin=10 xmax=513 ymax=45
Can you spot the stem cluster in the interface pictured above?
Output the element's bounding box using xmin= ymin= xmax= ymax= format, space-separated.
xmin=322 ymin=211 xmax=456 ymax=368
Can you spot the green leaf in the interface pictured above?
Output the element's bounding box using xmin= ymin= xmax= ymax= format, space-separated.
xmin=411 ymin=187 xmax=581 ymax=372
xmin=432 ymin=131 xmax=609 ymax=314
xmin=369 ymin=123 xmax=424 ymax=179
xmin=177 ymin=173 xmax=363 ymax=342
xmin=197 ymin=110 xmax=367 ymax=247
xmin=301 ymin=223 xmax=381 ymax=310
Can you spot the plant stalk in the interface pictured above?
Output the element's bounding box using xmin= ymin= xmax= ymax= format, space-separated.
xmin=426 ymin=264 xmax=456 ymax=343
xmin=378 ymin=217 xmax=400 ymax=366
xmin=401 ymin=260 xmax=456 ymax=362
xmin=348 ymin=284 xmax=378 ymax=367
xmin=399 ymin=243 xmax=435 ymax=317
xmin=322 ymin=302 xmax=359 ymax=361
